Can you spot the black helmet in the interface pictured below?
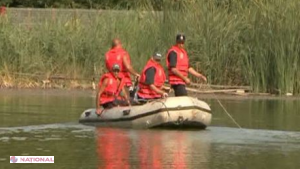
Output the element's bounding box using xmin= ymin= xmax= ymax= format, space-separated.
xmin=153 ymin=52 xmax=163 ymax=60
xmin=176 ymin=34 xmax=186 ymax=43
xmin=112 ymin=64 xmax=120 ymax=71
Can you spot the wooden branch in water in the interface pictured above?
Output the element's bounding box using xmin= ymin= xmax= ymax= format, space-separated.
xmin=186 ymin=87 xmax=241 ymax=94
xmin=186 ymin=87 xmax=273 ymax=96
xmin=189 ymin=83 xmax=251 ymax=90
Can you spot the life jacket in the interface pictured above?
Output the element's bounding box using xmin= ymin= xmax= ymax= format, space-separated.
xmin=105 ymin=47 xmax=132 ymax=86
xmin=138 ymin=59 xmax=166 ymax=99
xmin=98 ymin=72 xmax=125 ymax=105
xmin=0 ymin=6 xmax=6 ymax=15
xmin=166 ymin=45 xmax=189 ymax=85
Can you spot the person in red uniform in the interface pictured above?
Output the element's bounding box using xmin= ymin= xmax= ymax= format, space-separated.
xmin=96 ymin=64 xmax=130 ymax=115
xmin=138 ymin=52 xmax=169 ymax=100
xmin=105 ymin=39 xmax=140 ymax=96
xmin=0 ymin=6 xmax=6 ymax=15
xmin=167 ymin=34 xmax=207 ymax=96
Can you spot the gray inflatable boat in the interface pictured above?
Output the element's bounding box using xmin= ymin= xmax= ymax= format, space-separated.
xmin=79 ymin=96 xmax=212 ymax=129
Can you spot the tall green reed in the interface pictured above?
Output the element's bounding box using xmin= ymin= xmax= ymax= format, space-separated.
xmin=0 ymin=0 xmax=299 ymax=94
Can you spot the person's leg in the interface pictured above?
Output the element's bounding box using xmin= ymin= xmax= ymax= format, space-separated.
xmin=113 ymin=98 xmax=130 ymax=106
xmin=136 ymin=95 xmax=149 ymax=104
xmin=171 ymin=84 xmax=188 ymax=96
xmin=102 ymin=102 xmax=115 ymax=109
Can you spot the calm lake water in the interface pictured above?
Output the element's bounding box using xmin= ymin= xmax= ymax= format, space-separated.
xmin=0 ymin=90 xmax=300 ymax=169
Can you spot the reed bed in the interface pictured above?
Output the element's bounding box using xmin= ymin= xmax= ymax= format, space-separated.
xmin=0 ymin=0 xmax=299 ymax=94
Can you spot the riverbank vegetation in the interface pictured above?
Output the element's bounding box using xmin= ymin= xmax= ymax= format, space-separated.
xmin=2 ymin=0 xmax=164 ymax=10
xmin=0 ymin=0 xmax=299 ymax=95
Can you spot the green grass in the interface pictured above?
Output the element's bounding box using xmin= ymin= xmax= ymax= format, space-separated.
xmin=0 ymin=0 xmax=299 ymax=94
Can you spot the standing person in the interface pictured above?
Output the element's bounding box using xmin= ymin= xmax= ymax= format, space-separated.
xmin=137 ymin=52 xmax=169 ymax=101
xmin=96 ymin=64 xmax=130 ymax=115
xmin=166 ymin=34 xmax=207 ymax=96
xmin=105 ymin=38 xmax=140 ymax=96
xmin=0 ymin=6 xmax=6 ymax=15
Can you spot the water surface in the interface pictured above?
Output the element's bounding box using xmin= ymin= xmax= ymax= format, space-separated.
xmin=0 ymin=90 xmax=299 ymax=169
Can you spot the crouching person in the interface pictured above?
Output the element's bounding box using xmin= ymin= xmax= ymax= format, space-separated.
xmin=137 ymin=52 xmax=169 ymax=101
xmin=96 ymin=64 xmax=130 ymax=115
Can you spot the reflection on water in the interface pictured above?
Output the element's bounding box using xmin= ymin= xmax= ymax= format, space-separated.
xmin=95 ymin=128 xmax=211 ymax=168
xmin=96 ymin=128 xmax=130 ymax=168
xmin=1 ymin=90 xmax=300 ymax=168
xmin=0 ymin=124 xmax=300 ymax=169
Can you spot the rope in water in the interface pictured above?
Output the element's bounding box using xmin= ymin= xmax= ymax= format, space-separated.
xmin=207 ymin=83 xmax=243 ymax=129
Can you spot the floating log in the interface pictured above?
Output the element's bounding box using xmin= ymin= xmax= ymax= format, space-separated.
xmin=186 ymin=87 xmax=273 ymax=96
xmin=189 ymin=83 xmax=251 ymax=90
xmin=186 ymin=87 xmax=242 ymax=94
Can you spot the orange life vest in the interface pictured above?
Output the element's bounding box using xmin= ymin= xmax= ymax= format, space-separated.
xmin=0 ymin=6 xmax=6 ymax=15
xmin=166 ymin=45 xmax=189 ymax=85
xmin=105 ymin=47 xmax=132 ymax=86
xmin=138 ymin=59 xmax=166 ymax=99
xmin=98 ymin=72 xmax=124 ymax=105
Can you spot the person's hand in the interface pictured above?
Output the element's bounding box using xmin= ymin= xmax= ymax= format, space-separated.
xmin=184 ymin=77 xmax=191 ymax=85
xmin=135 ymin=73 xmax=141 ymax=79
xmin=134 ymin=75 xmax=140 ymax=83
xmin=163 ymin=86 xmax=171 ymax=93
xmin=201 ymin=75 xmax=207 ymax=82
xmin=96 ymin=108 xmax=103 ymax=116
xmin=127 ymin=100 xmax=131 ymax=106
xmin=162 ymin=92 xmax=168 ymax=98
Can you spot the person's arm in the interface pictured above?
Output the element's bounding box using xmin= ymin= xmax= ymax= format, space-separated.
xmin=121 ymin=87 xmax=130 ymax=105
xmin=161 ymin=85 xmax=171 ymax=93
xmin=188 ymin=67 xmax=207 ymax=82
xmin=123 ymin=54 xmax=140 ymax=77
xmin=145 ymin=67 xmax=168 ymax=97
xmin=96 ymin=78 xmax=108 ymax=113
xmin=171 ymin=68 xmax=190 ymax=82
xmin=149 ymin=85 xmax=168 ymax=97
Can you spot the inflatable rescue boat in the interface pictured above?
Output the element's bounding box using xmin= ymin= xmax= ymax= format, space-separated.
xmin=79 ymin=96 xmax=212 ymax=129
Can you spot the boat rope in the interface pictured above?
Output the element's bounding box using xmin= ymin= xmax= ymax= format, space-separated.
xmin=207 ymin=83 xmax=243 ymax=129
xmin=155 ymin=100 xmax=171 ymax=119
xmin=154 ymin=100 xmax=179 ymax=125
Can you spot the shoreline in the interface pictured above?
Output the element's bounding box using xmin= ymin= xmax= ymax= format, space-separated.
xmin=1 ymin=88 xmax=299 ymax=100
